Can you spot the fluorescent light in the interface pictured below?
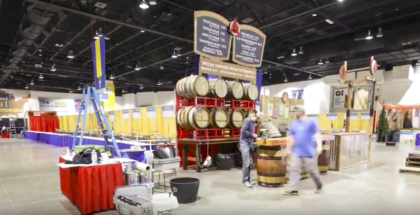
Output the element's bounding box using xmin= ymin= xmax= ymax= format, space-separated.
xmin=318 ymin=59 xmax=324 ymax=65
xmin=338 ymin=0 xmax=344 ymax=2
xmin=312 ymin=13 xmax=317 ymax=17
xmin=377 ymin=27 xmax=383 ymax=38
xmin=135 ymin=65 xmax=141 ymax=71
xmin=67 ymin=50 xmax=75 ymax=59
xmin=276 ymin=56 xmax=284 ymax=59
xmin=30 ymin=80 xmax=34 ymax=85
xmin=291 ymin=48 xmax=297 ymax=57
xmin=39 ymin=74 xmax=43 ymax=80
xmin=298 ymin=46 xmax=303 ymax=55
xmin=308 ymin=74 xmax=312 ymax=80
xmin=365 ymin=30 xmax=373 ymax=40
xmin=325 ymin=19 xmax=334 ymax=24
xmin=157 ymin=82 xmax=163 ymax=86
xmin=55 ymin=43 xmax=63 ymax=47
xmin=139 ymin=0 xmax=149 ymax=9
xmin=149 ymin=0 xmax=157 ymax=5
xmin=141 ymin=30 xmax=145 ymax=33
xmin=110 ymin=74 xmax=115 ymax=80
xmin=171 ymin=51 xmax=177 ymax=58
xmin=50 ymin=64 xmax=56 ymax=72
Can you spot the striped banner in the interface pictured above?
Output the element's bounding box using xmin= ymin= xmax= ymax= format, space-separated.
xmin=91 ymin=36 xmax=107 ymax=100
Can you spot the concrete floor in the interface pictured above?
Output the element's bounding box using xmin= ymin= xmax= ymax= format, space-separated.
xmin=0 ymin=139 xmax=419 ymax=215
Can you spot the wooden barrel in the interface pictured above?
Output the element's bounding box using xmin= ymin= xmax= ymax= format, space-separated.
xmin=227 ymin=81 xmax=244 ymax=100
xmin=318 ymin=140 xmax=331 ymax=174
xmin=243 ymin=83 xmax=259 ymax=101
xmin=243 ymin=109 xmax=257 ymax=118
xmin=187 ymin=106 xmax=210 ymax=129
xmin=209 ymin=108 xmax=229 ymax=128
xmin=209 ymin=79 xmax=228 ymax=98
xmin=228 ymin=109 xmax=244 ymax=128
xmin=256 ymin=145 xmax=287 ymax=187
xmin=175 ymin=76 xmax=209 ymax=98
xmin=176 ymin=107 xmax=184 ymax=128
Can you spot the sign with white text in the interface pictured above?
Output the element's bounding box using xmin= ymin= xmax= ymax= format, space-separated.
xmin=199 ymin=57 xmax=256 ymax=81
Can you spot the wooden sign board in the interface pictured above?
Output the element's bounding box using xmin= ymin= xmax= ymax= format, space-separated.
xmin=198 ymin=57 xmax=256 ymax=82
xmin=232 ymin=24 xmax=266 ymax=68
xmin=194 ymin=11 xmax=232 ymax=61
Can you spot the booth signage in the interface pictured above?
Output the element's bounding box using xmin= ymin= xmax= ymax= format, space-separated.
xmin=326 ymin=113 xmax=338 ymax=120
xmin=146 ymin=107 xmax=156 ymax=118
xmin=307 ymin=114 xmax=318 ymax=120
xmin=39 ymin=97 xmax=70 ymax=111
xmin=162 ymin=106 xmax=174 ymax=118
xmin=109 ymin=111 xmax=115 ymax=120
xmin=332 ymin=89 xmax=348 ymax=111
xmin=361 ymin=113 xmax=370 ymax=120
xmin=350 ymin=113 xmax=358 ymax=120
xmin=194 ymin=11 xmax=232 ymax=60
xmin=0 ymin=92 xmax=10 ymax=108
xmin=132 ymin=108 xmax=140 ymax=118
xmin=74 ymin=99 xmax=85 ymax=112
xmin=291 ymin=90 xmax=304 ymax=99
xmin=198 ymin=57 xmax=256 ymax=81
xmin=122 ymin=109 xmax=130 ymax=119
xmin=232 ymin=24 xmax=266 ymax=68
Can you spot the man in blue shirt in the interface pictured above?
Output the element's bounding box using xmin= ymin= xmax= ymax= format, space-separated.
xmin=285 ymin=106 xmax=323 ymax=195
xmin=239 ymin=112 xmax=263 ymax=188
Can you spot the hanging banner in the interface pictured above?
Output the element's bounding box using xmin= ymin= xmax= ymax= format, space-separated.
xmin=122 ymin=109 xmax=130 ymax=119
xmin=146 ymin=107 xmax=156 ymax=118
xmin=232 ymin=24 xmax=266 ymax=68
xmin=162 ymin=106 xmax=174 ymax=118
xmin=39 ymin=98 xmax=72 ymax=111
xmin=0 ymin=92 xmax=10 ymax=109
xmin=91 ymin=36 xmax=107 ymax=93
xmin=103 ymin=81 xmax=115 ymax=110
xmin=199 ymin=57 xmax=256 ymax=81
xmin=109 ymin=111 xmax=115 ymax=120
xmin=74 ymin=99 xmax=85 ymax=112
xmin=194 ymin=11 xmax=232 ymax=60
xmin=132 ymin=108 xmax=141 ymax=118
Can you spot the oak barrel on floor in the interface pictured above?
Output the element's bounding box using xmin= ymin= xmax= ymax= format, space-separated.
xmin=256 ymin=145 xmax=287 ymax=187
xmin=318 ymin=140 xmax=332 ymax=174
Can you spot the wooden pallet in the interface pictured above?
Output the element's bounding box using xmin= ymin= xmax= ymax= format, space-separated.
xmin=399 ymin=166 xmax=420 ymax=173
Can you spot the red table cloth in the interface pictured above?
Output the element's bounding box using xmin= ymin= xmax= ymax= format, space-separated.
xmin=1 ymin=131 xmax=10 ymax=138
xmin=58 ymin=157 xmax=124 ymax=214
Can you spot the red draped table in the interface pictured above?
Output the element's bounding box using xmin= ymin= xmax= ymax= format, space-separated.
xmin=58 ymin=157 xmax=124 ymax=214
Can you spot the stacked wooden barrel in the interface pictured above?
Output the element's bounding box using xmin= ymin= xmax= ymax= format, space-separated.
xmin=175 ymin=75 xmax=259 ymax=130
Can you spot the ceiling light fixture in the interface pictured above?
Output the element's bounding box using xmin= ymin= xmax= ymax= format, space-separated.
xmin=149 ymin=0 xmax=157 ymax=5
xmin=122 ymin=89 xmax=127 ymax=93
xmin=325 ymin=19 xmax=334 ymax=24
xmin=157 ymin=82 xmax=163 ymax=86
xmin=94 ymin=31 xmax=100 ymax=40
xmin=135 ymin=65 xmax=141 ymax=71
xmin=377 ymin=27 xmax=383 ymax=38
xmin=50 ymin=64 xmax=56 ymax=72
xmin=141 ymin=30 xmax=145 ymax=33
xmin=110 ymin=74 xmax=115 ymax=80
xmin=77 ymin=85 xmax=82 ymax=90
xmin=177 ymin=50 xmax=181 ymax=57
xmin=298 ymin=46 xmax=304 ymax=55
xmin=365 ymin=30 xmax=373 ymax=40
xmin=284 ymin=77 xmax=288 ymax=82
xmin=67 ymin=50 xmax=75 ymax=59
xmin=291 ymin=48 xmax=297 ymax=57
xmin=312 ymin=13 xmax=317 ymax=17
xmin=325 ymin=58 xmax=330 ymax=64
xmin=25 ymin=85 xmax=29 ymax=89
xmin=308 ymin=74 xmax=312 ymax=80
xmin=55 ymin=43 xmax=63 ymax=47
xmin=30 ymin=80 xmax=34 ymax=85
xmin=338 ymin=0 xmax=345 ymax=2
xmin=171 ymin=50 xmax=178 ymax=58
xmin=139 ymin=0 xmax=149 ymax=9
xmin=38 ymin=49 xmax=42 ymax=57
xmin=318 ymin=59 xmax=324 ymax=65
xmin=39 ymin=74 xmax=43 ymax=80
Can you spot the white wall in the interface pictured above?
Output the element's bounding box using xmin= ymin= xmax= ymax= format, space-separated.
xmin=135 ymin=91 xmax=175 ymax=107
xmin=0 ymin=89 xmax=124 ymax=116
xmin=264 ymin=64 xmax=420 ymax=114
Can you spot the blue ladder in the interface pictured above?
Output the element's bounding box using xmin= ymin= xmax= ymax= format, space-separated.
xmin=71 ymin=85 xmax=121 ymax=157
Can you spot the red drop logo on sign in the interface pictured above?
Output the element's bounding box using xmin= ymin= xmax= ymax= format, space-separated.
xmin=172 ymin=187 xmax=177 ymax=192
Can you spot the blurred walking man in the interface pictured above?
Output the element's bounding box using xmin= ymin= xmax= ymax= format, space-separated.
xmin=239 ymin=112 xmax=263 ymax=188
xmin=285 ymin=106 xmax=323 ymax=195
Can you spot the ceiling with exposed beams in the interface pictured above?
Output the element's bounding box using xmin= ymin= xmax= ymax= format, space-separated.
xmin=1 ymin=0 xmax=420 ymax=96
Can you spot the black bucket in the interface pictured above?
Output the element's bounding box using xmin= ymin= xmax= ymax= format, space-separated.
xmin=170 ymin=177 xmax=200 ymax=204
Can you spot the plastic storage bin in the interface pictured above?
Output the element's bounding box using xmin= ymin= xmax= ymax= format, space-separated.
xmin=153 ymin=157 xmax=180 ymax=171
xmin=114 ymin=185 xmax=153 ymax=215
xmin=151 ymin=193 xmax=179 ymax=215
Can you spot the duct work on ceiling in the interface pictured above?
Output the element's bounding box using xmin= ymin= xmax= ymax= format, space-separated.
xmin=0 ymin=3 xmax=60 ymax=84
